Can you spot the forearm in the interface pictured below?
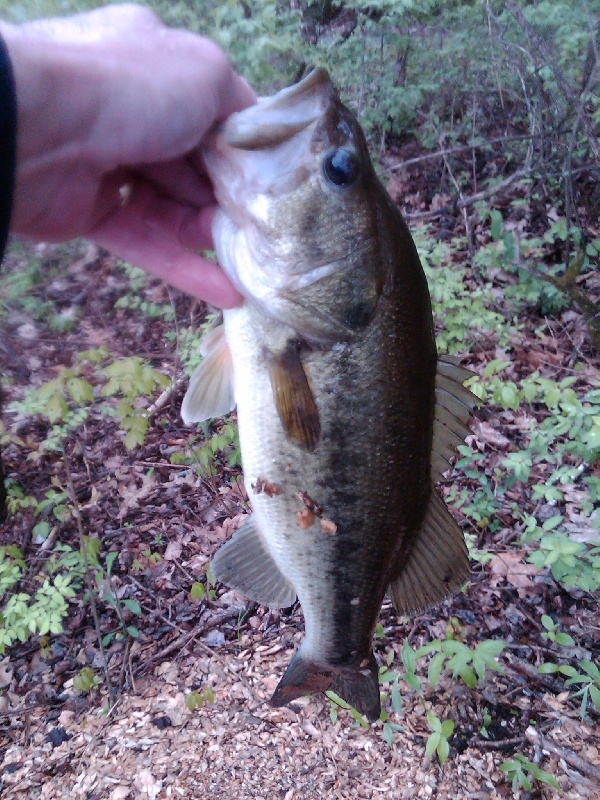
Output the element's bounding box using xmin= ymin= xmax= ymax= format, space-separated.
xmin=0 ymin=22 xmax=102 ymax=165
xmin=0 ymin=17 xmax=134 ymax=237
xmin=0 ymin=29 xmax=16 ymax=257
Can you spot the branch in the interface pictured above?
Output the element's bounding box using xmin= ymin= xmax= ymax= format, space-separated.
xmin=403 ymin=167 xmax=530 ymax=221
xmin=525 ymin=726 xmax=600 ymax=783
xmin=385 ymin=134 xmax=542 ymax=173
xmin=145 ymin=373 xmax=187 ymax=418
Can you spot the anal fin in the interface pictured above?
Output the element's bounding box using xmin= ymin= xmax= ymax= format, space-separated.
xmin=211 ymin=516 xmax=297 ymax=609
xmin=388 ymin=488 xmax=469 ymax=615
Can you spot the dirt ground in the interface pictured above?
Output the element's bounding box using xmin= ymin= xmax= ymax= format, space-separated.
xmin=1 ymin=157 xmax=599 ymax=798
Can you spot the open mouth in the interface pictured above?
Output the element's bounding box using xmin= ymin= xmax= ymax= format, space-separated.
xmin=219 ymin=68 xmax=334 ymax=150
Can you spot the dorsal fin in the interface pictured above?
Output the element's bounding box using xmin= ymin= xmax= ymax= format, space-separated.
xmin=387 ymin=488 xmax=470 ymax=615
xmin=431 ymin=356 xmax=479 ymax=482
xmin=181 ymin=324 xmax=236 ymax=423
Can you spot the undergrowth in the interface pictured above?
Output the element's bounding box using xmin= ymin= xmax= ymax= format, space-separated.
xmin=0 ymin=0 xmax=598 ymax=787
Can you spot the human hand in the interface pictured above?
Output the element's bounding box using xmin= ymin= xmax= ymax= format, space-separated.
xmin=0 ymin=4 xmax=256 ymax=307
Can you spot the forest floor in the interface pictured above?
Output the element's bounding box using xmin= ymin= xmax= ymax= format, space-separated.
xmin=0 ymin=141 xmax=599 ymax=800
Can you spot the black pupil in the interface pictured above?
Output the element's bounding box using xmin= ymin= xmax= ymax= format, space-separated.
xmin=323 ymin=148 xmax=359 ymax=186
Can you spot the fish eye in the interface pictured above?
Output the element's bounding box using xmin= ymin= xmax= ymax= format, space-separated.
xmin=323 ymin=148 xmax=360 ymax=187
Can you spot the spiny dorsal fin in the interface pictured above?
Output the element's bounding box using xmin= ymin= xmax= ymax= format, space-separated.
xmin=267 ymin=342 xmax=320 ymax=452
xmin=431 ymin=356 xmax=480 ymax=482
xmin=387 ymin=488 xmax=470 ymax=615
xmin=212 ymin=516 xmax=297 ymax=609
xmin=181 ymin=323 xmax=235 ymax=423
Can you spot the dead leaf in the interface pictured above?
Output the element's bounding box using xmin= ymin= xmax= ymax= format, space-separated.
xmin=117 ymin=473 xmax=156 ymax=520
xmin=489 ymin=552 xmax=540 ymax=597
xmin=164 ymin=541 xmax=183 ymax=561
xmin=320 ymin=519 xmax=338 ymax=535
xmin=473 ymin=421 xmax=511 ymax=449
xmin=133 ymin=769 xmax=162 ymax=798
xmin=297 ymin=508 xmax=315 ymax=529
xmin=109 ymin=787 xmax=131 ymax=800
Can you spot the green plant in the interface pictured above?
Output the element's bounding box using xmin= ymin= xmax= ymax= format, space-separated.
xmin=456 ymin=363 xmax=600 ymax=592
xmin=190 ymin=564 xmax=218 ymax=603
xmin=0 ymin=546 xmax=26 ymax=594
xmin=114 ymin=264 xmax=175 ymax=320
xmin=171 ymin=421 xmax=241 ymax=477
xmin=400 ymin=637 xmax=506 ymax=693
xmin=8 ymin=349 xmax=171 ymax=452
xmin=415 ymin=228 xmax=511 ymax=354
xmin=480 ymin=707 xmax=493 ymax=739
xmin=185 ymin=685 xmax=216 ymax=711
xmin=73 ymin=666 xmax=101 ymax=694
xmin=425 ymin=711 xmax=455 ymax=765
xmin=0 ymin=529 xmax=144 ymax=655
xmin=539 ymin=659 xmax=600 ymax=719
xmin=500 ymin=753 xmax=560 ymax=795
xmin=165 ymin=311 xmax=221 ymax=375
xmin=540 ymin=614 xmax=575 ymax=646
xmin=0 ymin=574 xmax=76 ymax=651
xmin=0 ymin=242 xmax=82 ymax=330
xmin=326 ymin=690 xmax=370 ymax=728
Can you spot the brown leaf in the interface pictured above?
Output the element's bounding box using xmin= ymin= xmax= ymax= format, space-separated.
xmin=489 ymin=552 xmax=540 ymax=597
xmin=473 ymin=421 xmax=511 ymax=449
xmin=164 ymin=541 xmax=183 ymax=561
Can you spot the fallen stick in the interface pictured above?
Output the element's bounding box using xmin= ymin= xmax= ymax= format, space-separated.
xmin=525 ymin=725 xmax=600 ymax=783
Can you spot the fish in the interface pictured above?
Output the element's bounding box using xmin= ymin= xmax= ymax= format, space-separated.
xmin=182 ymin=68 xmax=477 ymax=722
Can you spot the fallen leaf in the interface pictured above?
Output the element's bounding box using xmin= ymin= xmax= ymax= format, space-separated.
xmin=489 ymin=552 xmax=540 ymax=597
xmin=473 ymin=421 xmax=511 ymax=449
xmin=164 ymin=541 xmax=183 ymax=561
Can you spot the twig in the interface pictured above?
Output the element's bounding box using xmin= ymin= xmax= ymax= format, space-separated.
xmin=149 ymin=607 xmax=242 ymax=662
xmin=525 ymin=726 xmax=600 ymax=782
xmin=506 ymin=1 xmax=600 ymax=165
xmin=439 ymin=135 xmax=474 ymax=255
xmin=63 ymin=449 xmax=116 ymax=709
xmin=404 ymin=167 xmax=530 ymax=221
xmin=505 ymin=654 xmax=565 ymax=694
xmin=474 ymin=735 xmax=526 ymax=751
xmin=146 ymin=374 xmax=187 ymax=418
xmin=386 ymin=134 xmax=544 ymax=173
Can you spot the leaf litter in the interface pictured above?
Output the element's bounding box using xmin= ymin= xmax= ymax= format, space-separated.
xmin=0 ymin=180 xmax=599 ymax=799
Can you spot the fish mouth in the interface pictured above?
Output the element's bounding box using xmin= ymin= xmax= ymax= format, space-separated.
xmin=218 ymin=68 xmax=335 ymax=150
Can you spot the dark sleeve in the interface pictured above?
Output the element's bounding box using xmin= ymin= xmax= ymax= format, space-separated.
xmin=0 ymin=32 xmax=16 ymax=523
xmin=0 ymin=32 xmax=17 ymax=260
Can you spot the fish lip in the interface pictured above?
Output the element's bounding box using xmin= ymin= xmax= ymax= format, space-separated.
xmin=218 ymin=68 xmax=334 ymax=150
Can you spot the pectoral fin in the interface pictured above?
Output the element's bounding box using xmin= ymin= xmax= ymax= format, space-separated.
xmin=267 ymin=343 xmax=321 ymax=452
xmin=181 ymin=324 xmax=235 ymax=423
xmin=212 ymin=516 xmax=297 ymax=609
xmin=387 ymin=488 xmax=469 ymax=615
xmin=431 ymin=356 xmax=480 ymax=482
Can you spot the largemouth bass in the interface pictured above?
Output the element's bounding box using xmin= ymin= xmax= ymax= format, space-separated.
xmin=182 ymin=69 xmax=476 ymax=721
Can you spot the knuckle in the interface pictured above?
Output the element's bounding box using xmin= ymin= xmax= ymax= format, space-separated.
xmin=198 ymin=37 xmax=234 ymax=80
xmin=115 ymin=3 xmax=161 ymax=27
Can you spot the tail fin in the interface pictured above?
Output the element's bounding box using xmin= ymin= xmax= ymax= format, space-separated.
xmin=270 ymin=650 xmax=381 ymax=722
